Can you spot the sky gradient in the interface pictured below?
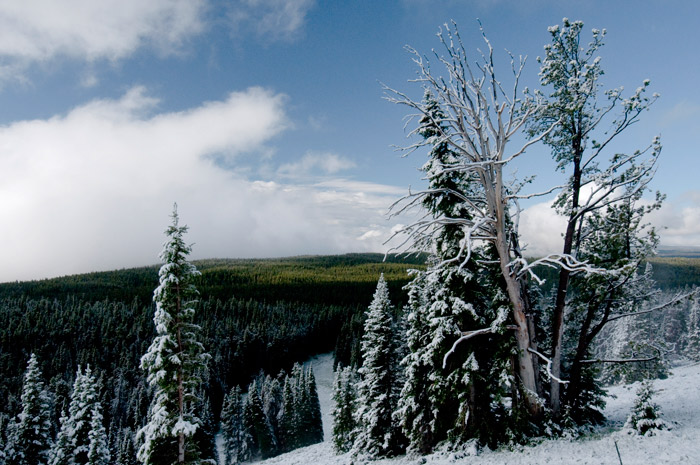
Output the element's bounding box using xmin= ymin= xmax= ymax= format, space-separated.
xmin=1 ymin=0 xmax=698 ymax=282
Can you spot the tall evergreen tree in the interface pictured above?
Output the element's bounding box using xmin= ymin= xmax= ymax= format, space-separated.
xmin=277 ymin=373 xmax=298 ymax=452
xmin=242 ymin=380 xmax=276 ymax=460
xmin=115 ymin=429 xmax=138 ymax=465
xmin=86 ymin=404 xmax=110 ymax=465
xmin=7 ymin=353 xmax=53 ymax=465
xmin=137 ymin=205 xmax=211 ymax=465
xmin=685 ymin=300 xmax=700 ymax=361
xmin=331 ymin=365 xmax=358 ymax=453
xmin=395 ymin=92 xmax=516 ymax=452
xmin=220 ymin=386 xmax=248 ymax=465
xmin=352 ymin=275 xmax=401 ymax=459
xmin=261 ymin=374 xmax=283 ymax=442
xmin=304 ymin=367 xmax=324 ymax=445
xmin=49 ymin=366 xmax=105 ymax=465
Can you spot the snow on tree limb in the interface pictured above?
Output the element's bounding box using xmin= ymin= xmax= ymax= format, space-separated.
xmin=528 ymin=348 xmax=569 ymax=385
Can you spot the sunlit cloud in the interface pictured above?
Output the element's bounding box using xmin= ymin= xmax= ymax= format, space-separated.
xmin=0 ymin=0 xmax=205 ymax=81
xmin=0 ymin=87 xmax=405 ymax=282
xmin=276 ymin=152 xmax=356 ymax=179
xmin=518 ymin=190 xmax=700 ymax=258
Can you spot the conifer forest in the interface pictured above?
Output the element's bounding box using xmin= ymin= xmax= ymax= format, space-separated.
xmin=1 ymin=17 xmax=700 ymax=465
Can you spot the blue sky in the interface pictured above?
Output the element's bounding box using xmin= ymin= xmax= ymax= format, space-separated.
xmin=1 ymin=0 xmax=698 ymax=282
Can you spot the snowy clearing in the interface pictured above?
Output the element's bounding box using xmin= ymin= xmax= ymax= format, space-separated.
xmin=255 ymin=361 xmax=700 ymax=465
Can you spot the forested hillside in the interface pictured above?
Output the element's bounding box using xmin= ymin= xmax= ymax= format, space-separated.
xmin=1 ymin=252 xmax=696 ymax=463
xmin=0 ymin=253 xmax=423 ymax=463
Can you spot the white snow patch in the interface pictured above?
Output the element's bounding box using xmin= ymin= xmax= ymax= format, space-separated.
xmin=305 ymin=352 xmax=335 ymax=442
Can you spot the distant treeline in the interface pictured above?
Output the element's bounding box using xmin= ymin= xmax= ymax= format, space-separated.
xmin=0 ymin=253 xmax=426 ymax=306
xmin=647 ymin=257 xmax=700 ymax=289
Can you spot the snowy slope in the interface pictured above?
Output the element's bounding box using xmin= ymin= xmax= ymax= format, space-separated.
xmin=256 ymin=361 xmax=700 ymax=465
xmin=307 ymin=352 xmax=335 ymax=442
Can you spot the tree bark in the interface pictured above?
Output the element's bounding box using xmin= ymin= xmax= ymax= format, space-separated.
xmin=496 ymin=230 xmax=541 ymax=417
xmin=550 ymin=125 xmax=583 ymax=417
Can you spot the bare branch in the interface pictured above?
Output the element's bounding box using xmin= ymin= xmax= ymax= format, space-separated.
xmin=442 ymin=327 xmax=495 ymax=369
xmin=528 ymin=348 xmax=569 ymax=384
xmin=606 ymin=289 xmax=699 ymax=324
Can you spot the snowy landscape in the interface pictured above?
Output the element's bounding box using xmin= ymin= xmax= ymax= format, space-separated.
xmin=1 ymin=2 xmax=700 ymax=465
xmin=261 ymin=358 xmax=700 ymax=465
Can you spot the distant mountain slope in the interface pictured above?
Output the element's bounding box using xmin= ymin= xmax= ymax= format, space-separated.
xmin=657 ymin=246 xmax=700 ymax=258
xmin=1 ymin=252 xmax=697 ymax=302
xmin=0 ymin=253 xmax=426 ymax=306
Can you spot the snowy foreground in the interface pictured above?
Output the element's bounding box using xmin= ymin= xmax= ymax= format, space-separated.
xmin=255 ymin=357 xmax=700 ymax=465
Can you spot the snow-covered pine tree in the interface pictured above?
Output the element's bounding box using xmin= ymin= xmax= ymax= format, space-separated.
xmin=261 ymin=374 xmax=283 ymax=443
xmin=395 ymin=271 xmax=433 ymax=455
xmin=352 ymin=274 xmax=401 ymax=459
xmin=296 ymin=367 xmax=312 ymax=447
xmin=49 ymin=366 xmax=105 ymax=465
xmin=220 ymin=385 xmax=248 ymax=465
xmin=242 ymin=380 xmax=276 ymax=460
xmin=137 ymin=205 xmax=211 ymax=465
xmin=194 ymin=395 xmax=216 ymax=461
xmin=115 ymin=428 xmax=138 ymax=465
xmin=277 ymin=373 xmax=298 ymax=452
xmin=331 ymin=365 xmax=358 ymax=453
xmin=86 ymin=403 xmax=110 ymax=465
xmin=48 ymin=412 xmax=70 ymax=465
xmin=394 ymin=91 xmax=516 ymax=452
xmin=7 ymin=353 xmax=53 ymax=465
xmin=685 ymin=300 xmax=700 ymax=361
xmin=626 ymin=380 xmax=666 ymax=436
xmin=304 ymin=366 xmax=324 ymax=445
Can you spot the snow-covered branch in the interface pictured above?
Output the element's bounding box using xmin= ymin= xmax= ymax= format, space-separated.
xmin=442 ymin=327 xmax=494 ymax=369
xmin=528 ymin=348 xmax=569 ymax=385
xmin=513 ymin=254 xmax=607 ymax=285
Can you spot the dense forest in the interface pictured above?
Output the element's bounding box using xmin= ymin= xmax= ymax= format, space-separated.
xmin=0 ymin=252 xmax=697 ymax=463
xmin=0 ymin=253 xmax=424 ymax=463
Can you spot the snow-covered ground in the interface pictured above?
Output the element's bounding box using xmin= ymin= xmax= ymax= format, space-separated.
xmin=257 ymin=360 xmax=700 ymax=465
xmin=307 ymin=352 xmax=335 ymax=441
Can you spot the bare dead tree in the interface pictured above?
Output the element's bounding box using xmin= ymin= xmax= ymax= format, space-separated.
xmin=384 ymin=21 xmax=571 ymax=417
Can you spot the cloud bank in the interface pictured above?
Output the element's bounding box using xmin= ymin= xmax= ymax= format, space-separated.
xmin=0 ymin=87 xmax=403 ymax=282
xmin=0 ymin=0 xmax=205 ymax=74
xmin=519 ymin=193 xmax=700 ymax=258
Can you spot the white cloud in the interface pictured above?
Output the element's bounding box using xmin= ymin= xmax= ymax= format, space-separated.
xmin=647 ymin=192 xmax=700 ymax=247
xmin=277 ymin=152 xmax=356 ymax=178
xmin=0 ymin=0 xmax=205 ymax=77
xmin=0 ymin=87 xmax=405 ymax=282
xmin=518 ymin=190 xmax=700 ymax=258
xmin=229 ymin=0 xmax=315 ymax=42
xmin=518 ymin=199 xmax=567 ymax=257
